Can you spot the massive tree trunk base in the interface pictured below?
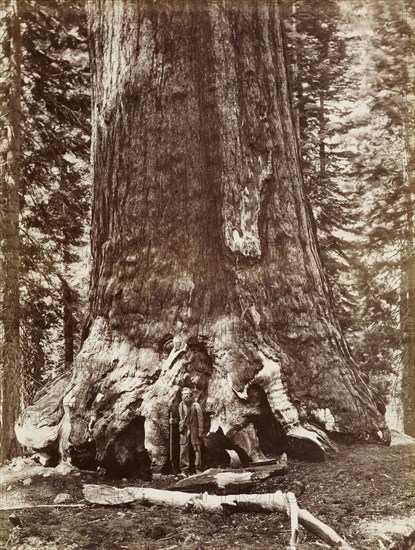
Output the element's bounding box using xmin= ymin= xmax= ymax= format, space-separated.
xmin=83 ymin=484 xmax=355 ymax=550
xmin=15 ymin=0 xmax=390 ymax=472
xmin=16 ymin=314 xmax=389 ymax=477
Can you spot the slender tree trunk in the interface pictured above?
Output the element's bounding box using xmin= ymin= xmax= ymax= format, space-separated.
xmin=17 ymin=0 xmax=388 ymax=475
xmin=0 ymin=0 xmax=22 ymax=462
xmin=399 ymin=243 xmax=409 ymax=430
xmin=318 ymin=11 xmax=328 ymax=190
xmin=289 ymin=0 xmax=301 ymax=146
xmin=30 ymin=328 xmax=45 ymax=398
xmin=62 ymin=279 xmax=75 ymax=368
xmin=318 ymin=90 xmax=326 ymax=182
xmin=404 ymin=227 xmax=415 ymax=439
xmin=402 ymin=114 xmax=415 ymax=436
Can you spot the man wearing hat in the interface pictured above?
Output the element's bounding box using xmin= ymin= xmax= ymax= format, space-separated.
xmin=178 ymin=387 xmax=204 ymax=475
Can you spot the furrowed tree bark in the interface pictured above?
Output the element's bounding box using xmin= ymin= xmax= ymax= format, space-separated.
xmin=16 ymin=0 xmax=389 ymax=474
xmin=0 ymin=0 xmax=22 ymax=462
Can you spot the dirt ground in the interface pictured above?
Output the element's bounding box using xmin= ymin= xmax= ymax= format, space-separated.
xmin=1 ymin=437 xmax=414 ymax=550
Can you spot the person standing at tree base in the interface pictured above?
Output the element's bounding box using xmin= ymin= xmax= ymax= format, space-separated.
xmin=178 ymin=388 xmax=204 ymax=475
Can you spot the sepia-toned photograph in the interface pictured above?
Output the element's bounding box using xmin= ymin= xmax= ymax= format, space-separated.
xmin=0 ymin=0 xmax=414 ymax=548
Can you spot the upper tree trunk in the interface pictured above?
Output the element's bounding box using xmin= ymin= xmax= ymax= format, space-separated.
xmin=0 ymin=0 xmax=21 ymax=462
xmin=17 ymin=0 xmax=388 ymax=474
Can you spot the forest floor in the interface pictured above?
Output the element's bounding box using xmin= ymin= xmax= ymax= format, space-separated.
xmin=0 ymin=433 xmax=414 ymax=550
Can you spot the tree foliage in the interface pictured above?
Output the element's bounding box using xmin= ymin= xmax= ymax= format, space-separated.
xmin=281 ymin=0 xmax=361 ymax=333
xmin=283 ymin=0 xmax=415 ymax=426
xmin=343 ymin=0 xmax=415 ymax=431
xmin=19 ymin=0 xmax=90 ymax=401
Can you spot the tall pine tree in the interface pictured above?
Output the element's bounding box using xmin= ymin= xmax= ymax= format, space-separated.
xmin=0 ymin=0 xmax=22 ymax=461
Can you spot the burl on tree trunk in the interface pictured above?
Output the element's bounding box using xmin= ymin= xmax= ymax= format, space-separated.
xmin=16 ymin=0 xmax=389 ymax=475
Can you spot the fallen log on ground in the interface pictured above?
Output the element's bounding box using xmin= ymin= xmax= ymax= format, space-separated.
xmin=169 ymin=457 xmax=288 ymax=494
xmin=83 ymin=484 xmax=355 ymax=549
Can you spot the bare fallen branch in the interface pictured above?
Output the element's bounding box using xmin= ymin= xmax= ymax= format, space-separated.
xmin=286 ymin=491 xmax=299 ymax=550
xmin=83 ymin=484 xmax=356 ymax=549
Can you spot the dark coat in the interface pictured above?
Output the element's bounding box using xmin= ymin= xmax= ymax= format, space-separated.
xmin=178 ymin=401 xmax=204 ymax=445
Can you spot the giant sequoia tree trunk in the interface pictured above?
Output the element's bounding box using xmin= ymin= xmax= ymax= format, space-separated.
xmin=1 ymin=0 xmax=22 ymax=462
xmin=16 ymin=0 xmax=389 ymax=475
